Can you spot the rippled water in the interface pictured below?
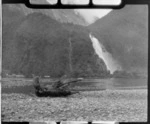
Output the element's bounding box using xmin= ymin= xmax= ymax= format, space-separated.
xmin=2 ymin=78 xmax=147 ymax=95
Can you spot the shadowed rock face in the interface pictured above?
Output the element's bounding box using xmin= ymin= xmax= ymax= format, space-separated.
xmin=2 ymin=5 xmax=147 ymax=78
xmin=2 ymin=10 xmax=109 ymax=78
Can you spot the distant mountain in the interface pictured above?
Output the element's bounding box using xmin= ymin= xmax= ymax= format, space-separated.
xmin=2 ymin=10 xmax=110 ymax=78
xmin=88 ymin=5 xmax=148 ymax=74
xmin=2 ymin=4 xmax=87 ymax=26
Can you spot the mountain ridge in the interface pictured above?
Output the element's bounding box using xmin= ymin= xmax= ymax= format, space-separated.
xmin=2 ymin=11 xmax=110 ymax=78
xmin=2 ymin=4 xmax=148 ymax=78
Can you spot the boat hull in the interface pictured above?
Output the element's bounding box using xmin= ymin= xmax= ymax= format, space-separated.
xmin=35 ymin=90 xmax=78 ymax=97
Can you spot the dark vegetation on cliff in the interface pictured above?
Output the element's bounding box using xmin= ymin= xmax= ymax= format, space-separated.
xmin=2 ymin=5 xmax=148 ymax=78
xmin=88 ymin=5 xmax=148 ymax=75
xmin=2 ymin=7 xmax=110 ymax=78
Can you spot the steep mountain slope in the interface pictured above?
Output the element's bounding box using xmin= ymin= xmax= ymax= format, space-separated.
xmin=2 ymin=4 xmax=148 ymax=78
xmin=2 ymin=5 xmax=26 ymax=70
xmin=2 ymin=12 xmax=109 ymax=78
xmin=89 ymin=5 xmax=148 ymax=73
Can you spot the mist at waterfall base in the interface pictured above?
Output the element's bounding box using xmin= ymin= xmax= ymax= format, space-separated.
xmin=89 ymin=34 xmax=121 ymax=74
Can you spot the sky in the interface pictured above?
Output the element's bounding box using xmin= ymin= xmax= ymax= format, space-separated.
xmin=46 ymin=0 xmax=121 ymax=24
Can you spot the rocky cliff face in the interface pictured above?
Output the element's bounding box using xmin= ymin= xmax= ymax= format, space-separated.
xmin=2 ymin=4 xmax=148 ymax=78
xmin=88 ymin=5 xmax=148 ymax=74
xmin=2 ymin=7 xmax=109 ymax=78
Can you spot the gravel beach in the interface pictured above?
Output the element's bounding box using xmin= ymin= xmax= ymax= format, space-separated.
xmin=2 ymin=89 xmax=147 ymax=122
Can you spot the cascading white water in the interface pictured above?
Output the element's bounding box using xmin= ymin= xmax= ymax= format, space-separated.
xmin=89 ymin=34 xmax=121 ymax=74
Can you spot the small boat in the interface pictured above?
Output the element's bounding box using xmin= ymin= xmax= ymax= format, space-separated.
xmin=33 ymin=76 xmax=82 ymax=97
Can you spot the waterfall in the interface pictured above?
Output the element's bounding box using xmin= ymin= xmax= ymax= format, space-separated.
xmin=68 ymin=37 xmax=73 ymax=73
xmin=89 ymin=34 xmax=121 ymax=74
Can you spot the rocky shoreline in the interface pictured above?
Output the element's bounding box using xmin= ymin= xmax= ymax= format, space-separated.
xmin=2 ymin=89 xmax=147 ymax=122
